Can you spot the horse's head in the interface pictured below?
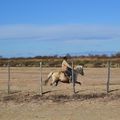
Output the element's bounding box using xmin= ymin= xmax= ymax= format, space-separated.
xmin=74 ymin=65 xmax=84 ymax=76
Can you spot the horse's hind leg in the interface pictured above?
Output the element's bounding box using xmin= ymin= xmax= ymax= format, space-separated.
xmin=50 ymin=81 xmax=59 ymax=86
xmin=50 ymin=78 xmax=58 ymax=86
xmin=55 ymin=80 xmax=59 ymax=86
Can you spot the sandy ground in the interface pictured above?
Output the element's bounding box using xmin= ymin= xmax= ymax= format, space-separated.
xmin=0 ymin=67 xmax=120 ymax=120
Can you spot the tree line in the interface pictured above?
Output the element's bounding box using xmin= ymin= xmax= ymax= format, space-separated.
xmin=0 ymin=52 xmax=120 ymax=67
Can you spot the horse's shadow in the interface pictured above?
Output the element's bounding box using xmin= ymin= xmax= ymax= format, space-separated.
xmin=75 ymin=89 xmax=90 ymax=94
xmin=42 ymin=91 xmax=52 ymax=95
xmin=108 ymin=89 xmax=120 ymax=93
xmin=76 ymin=88 xmax=120 ymax=94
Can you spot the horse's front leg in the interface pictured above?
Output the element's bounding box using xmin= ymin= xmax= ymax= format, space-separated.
xmin=75 ymin=81 xmax=81 ymax=85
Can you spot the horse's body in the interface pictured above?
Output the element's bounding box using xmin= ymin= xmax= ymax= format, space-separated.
xmin=44 ymin=65 xmax=84 ymax=86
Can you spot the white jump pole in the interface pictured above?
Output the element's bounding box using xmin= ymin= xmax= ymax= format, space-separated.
xmin=8 ymin=61 xmax=11 ymax=94
xmin=107 ymin=61 xmax=111 ymax=93
xmin=72 ymin=61 xmax=75 ymax=94
xmin=40 ymin=62 xmax=43 ymax=95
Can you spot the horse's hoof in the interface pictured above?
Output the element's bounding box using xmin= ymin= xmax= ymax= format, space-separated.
xmin=79 ymin=82 xmax=82 ymax=85
xmin=55 ymin=84 xmax=58 ymax=86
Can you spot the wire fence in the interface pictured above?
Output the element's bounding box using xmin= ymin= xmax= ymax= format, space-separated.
xmin=0 ymin=61 xmax=120 ymax=95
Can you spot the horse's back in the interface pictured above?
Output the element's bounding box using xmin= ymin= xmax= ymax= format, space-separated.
xmin=52 ymin=71 xmax=68 ymax=81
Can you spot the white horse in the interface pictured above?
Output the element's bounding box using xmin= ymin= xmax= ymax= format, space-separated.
xmin=44 ymin=65 xmax=84 ymax=86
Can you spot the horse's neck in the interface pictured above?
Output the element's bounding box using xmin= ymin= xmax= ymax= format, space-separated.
xmin=74 ymin=69 xmax=78 ymax=74
xmin=74 ymin=71 xmax=78 ymax=77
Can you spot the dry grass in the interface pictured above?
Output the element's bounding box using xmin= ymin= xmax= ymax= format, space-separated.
xmin=0 ymin=67 xmax=120 ymax=120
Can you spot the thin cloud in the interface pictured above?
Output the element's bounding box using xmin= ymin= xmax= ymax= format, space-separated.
xmin=0 ymin=24 xmax=120 ymax=41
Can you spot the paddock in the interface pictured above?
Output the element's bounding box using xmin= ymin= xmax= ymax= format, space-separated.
xmin=0 ymin=66 xmax=120 ymax=120
xmin=0 ymin=66 xmax=120 ymax=96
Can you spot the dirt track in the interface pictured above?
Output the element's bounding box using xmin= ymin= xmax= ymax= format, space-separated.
xmin=0 ymin=67 xmax=120 ymax=120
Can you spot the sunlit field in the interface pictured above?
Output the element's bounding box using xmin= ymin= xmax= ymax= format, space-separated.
xmin=0 ymin=67 xmax=120 ymax=120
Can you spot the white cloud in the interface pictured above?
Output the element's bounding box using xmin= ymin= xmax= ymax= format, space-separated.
xmin=0 ymin=24 xmax=120 ymax=41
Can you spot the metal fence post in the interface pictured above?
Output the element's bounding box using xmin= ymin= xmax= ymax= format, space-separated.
xmin=72 ymin=61 xmax=75 ymax=94
xmin=8 ymin=62 xmax=11 ymax=94
xmin=107 ymin=61 xmax=111 ymax=93
xmin=40 ymin=62 xmax=43 ymax=95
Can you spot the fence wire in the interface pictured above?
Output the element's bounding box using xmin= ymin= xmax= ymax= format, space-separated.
xmin=0 ymin=64 xmax=120 ymax=94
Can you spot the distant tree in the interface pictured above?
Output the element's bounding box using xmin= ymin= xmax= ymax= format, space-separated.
xmin=115 ymin=52 xmax=120 ymax=57
xmin=65 ymin=53 xmax=71 ymax=58
xmin=111 ymin=52 xmax=120 ymax=58
xmin=53 ymin=54 xmax=58 ymax=58
xmin=100 ymin=54 xmax=108 ymax=58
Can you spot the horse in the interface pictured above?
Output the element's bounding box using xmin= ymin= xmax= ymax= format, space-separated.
xmin=44 ymin=65 xmax=84 ymax=86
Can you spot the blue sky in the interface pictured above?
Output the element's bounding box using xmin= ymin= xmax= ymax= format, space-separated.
xmin=0 ymin=0 xmax=120 ymax=57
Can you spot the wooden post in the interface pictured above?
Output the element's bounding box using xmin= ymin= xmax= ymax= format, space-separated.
xmin=107 ymin=61 xmax=111 ymax=93
xmin=72 ymin=61 xmax=75 ymax=94
xmin=8 ymin=62 xmax=10 ymax=94
xmin=40 ymin=62 xmax=43 ymax=95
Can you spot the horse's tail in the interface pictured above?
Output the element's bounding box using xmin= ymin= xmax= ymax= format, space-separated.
xmin=44 ymin=72 xmax=53 ymax=85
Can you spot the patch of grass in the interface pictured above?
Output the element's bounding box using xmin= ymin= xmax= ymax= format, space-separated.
xmin=0 ymin=92 xmax=120 ymax=103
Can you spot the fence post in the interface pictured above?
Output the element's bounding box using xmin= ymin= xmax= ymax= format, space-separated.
xmin=107 ymin=61 xmax=111 ymax=93
xmin=72 ymin=61 xmax=75 ymax=94
xmin=8 ymin=61 xmax=11 ymax=94
xmin=40 ymin=62 xmax=43 ymax=95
